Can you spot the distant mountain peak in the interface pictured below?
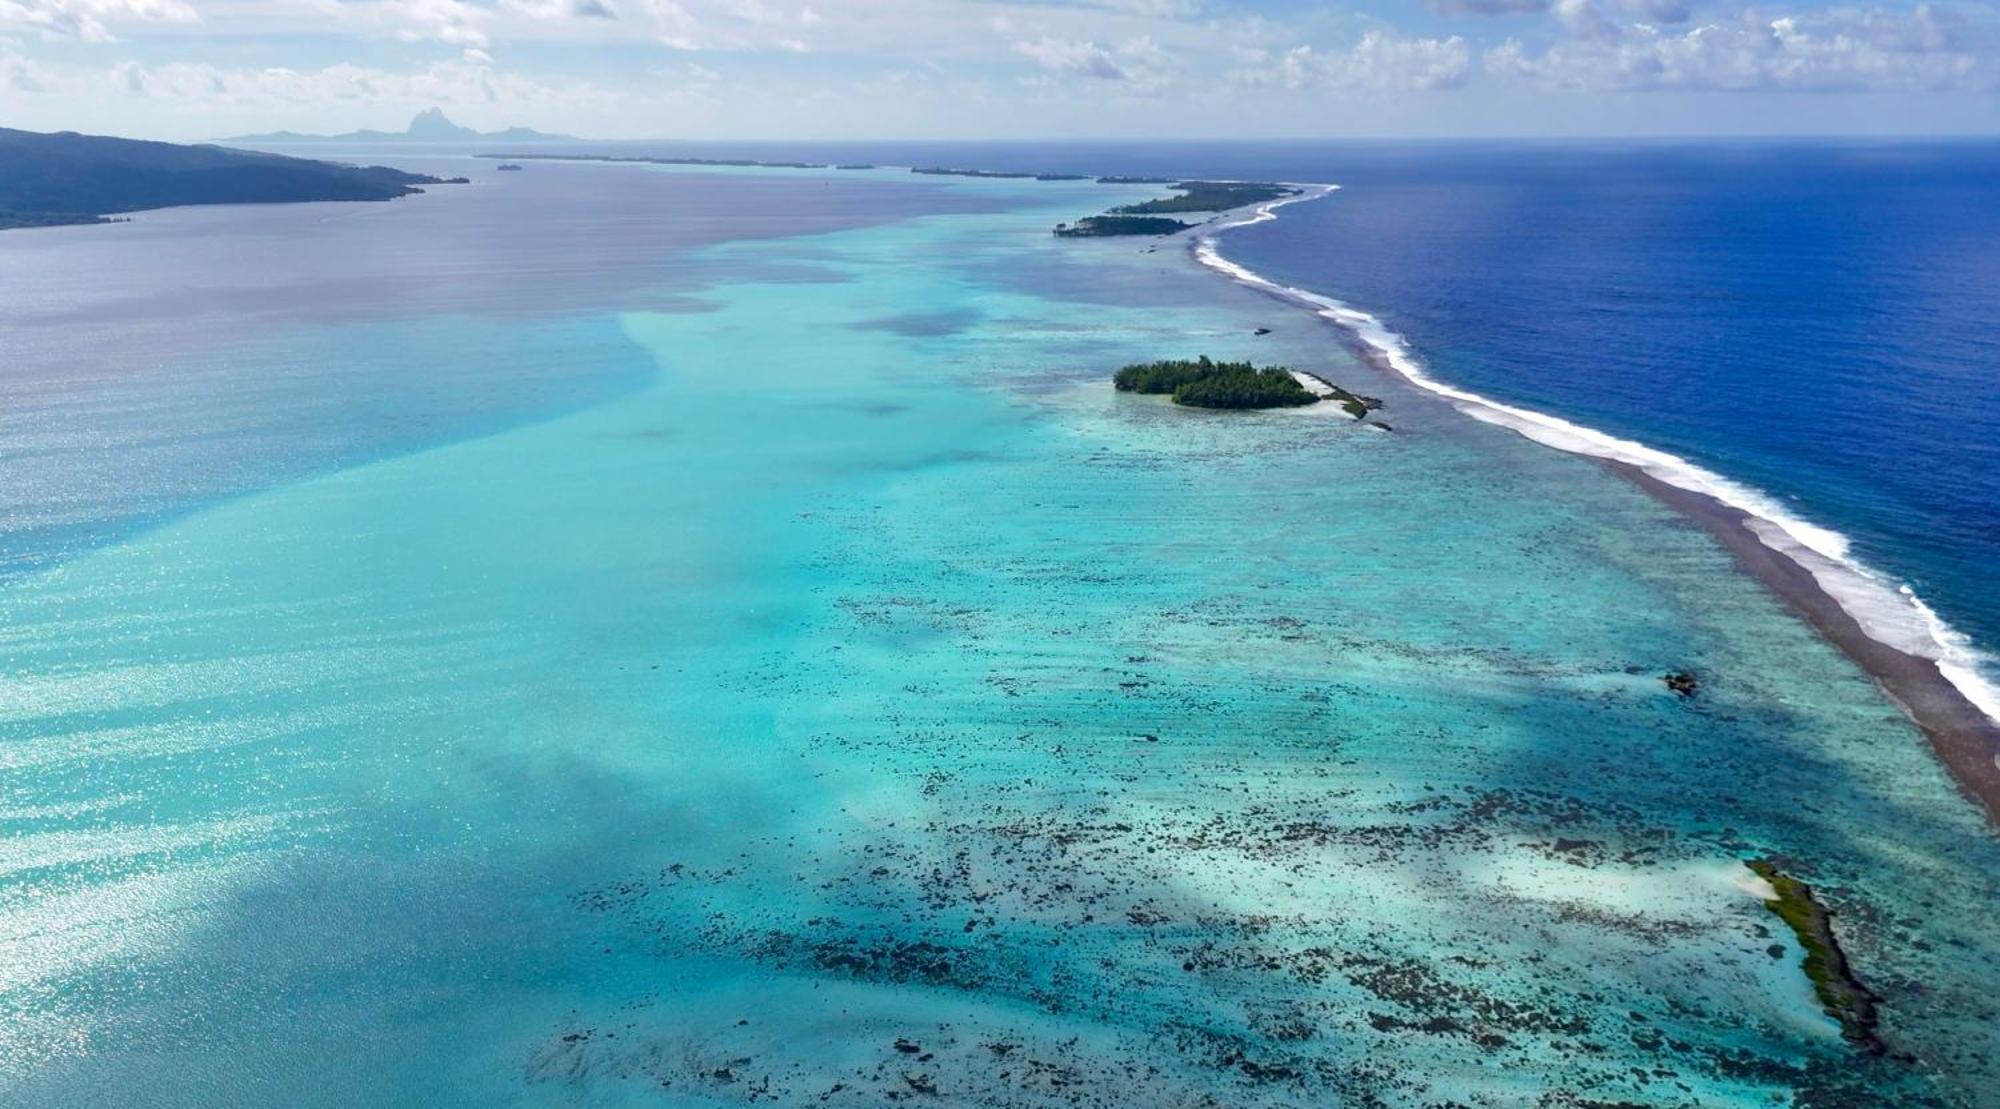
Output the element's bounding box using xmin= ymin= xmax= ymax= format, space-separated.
xmin=405 ymin=108 xmax=472 ymax=138
xmin=220 ymin=110 xmax=576 ymax=146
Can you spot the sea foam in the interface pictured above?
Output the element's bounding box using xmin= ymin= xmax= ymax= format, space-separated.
xmin=1193 ymin=186 xmax=2000 ymax=730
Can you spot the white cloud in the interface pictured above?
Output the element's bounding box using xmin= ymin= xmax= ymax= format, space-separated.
xmin=1487 ymin=2 xmax=1995 ymax=90
xmin=384 ymin=0 xmax=488 ymax=48
xmin=631 ymin=0 xmax=831 ymax=50
xmin=1 ymin=45 xmax=53 ymax=89
xmin=1015 ymin=33 xmax=1172 ymax=86
xmin=1429 ymin=0 xmax=1549 ymax=14
xmin=0 ymin=0 xmax=197 ymax=43
xmin=1427 ymin=0 xmax=1693 ymax=18
xmin=87 ymin=56 xmax=618 ymax=110
xmin=1237 ymin=30 xmax=1473 ymax=92
xmin=1016 ymin=35 xmax=1127 ymax=78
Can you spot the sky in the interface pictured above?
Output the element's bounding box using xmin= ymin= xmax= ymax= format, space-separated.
xmin=1 ymin=0 xmax=1997 ymax=139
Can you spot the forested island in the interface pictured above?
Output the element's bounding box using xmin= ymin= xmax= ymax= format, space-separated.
xmin=1054 ymin=180 xmax=1298 ymax=239
xmin=1054 ymin=215 xmax=1194 ymax=238
xmin=910 ymin=167 xmax=1089 ymax=181
xmin=1116 ymin=357 xmax=1383 ymax=414
xmin=1110 ymin=180 xmax=1298 ymax=215
xmin=1115 ymin=357 xmax=1316 ymax=410
xmin=0 ymin=127 xmax=463 ymax=230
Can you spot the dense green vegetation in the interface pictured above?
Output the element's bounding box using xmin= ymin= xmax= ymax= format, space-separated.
xmin=1114 ymin=357 xmax=1318 ymax=410
xmin=1111 ymin=181 xmax=1298 ymax=215
xmin=0 ymin=209 xmax=112 ymax=230
xmin=1746 ymin=859 xmax=1882 ymax=1051
xmin=1054 ymin=180 xmax=1297 ymax=239
xmin=1175 ymin=368 xmax=1319 ymax=409
xmin=0 ymin=127 xmax=458 ymax=230
xmin=1053 ymin=215 xmax=1193 ymax=238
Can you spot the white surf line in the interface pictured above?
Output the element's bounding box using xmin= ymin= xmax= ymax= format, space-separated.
xmin=1189 ymin=184 xmax=2000 ymax=729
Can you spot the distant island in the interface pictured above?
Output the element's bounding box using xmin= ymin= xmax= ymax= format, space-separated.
xmin=910 ymin=167 xmax=1095 ymax=181
xmin=0 ymin=127 xmax=464 ymax=231
xmin=224 ymin=108 xmax=576 ymax=145
xmin=1111 ymin=180 xmax=1297 ymax=215
xmin=1054 ymin=215 xmax=1193 ymax=238
xmin=1055 ymin=180 xmax=1299 ymax=239
xmin=478 ymin=153 xmax=826 ymax=170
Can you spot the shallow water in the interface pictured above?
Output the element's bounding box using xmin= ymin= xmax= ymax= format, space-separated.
xmin=2 ymin=164 xmax=1996 ymax=1107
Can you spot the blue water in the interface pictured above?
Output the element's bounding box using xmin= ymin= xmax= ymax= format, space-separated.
xmin=3 ymin=149 xmax=1998 ymax=1106
xmin=295 ymin=139 xmax=2000 ymax=688
xmin=1216 ymin=140 xmax=2000 ymax=691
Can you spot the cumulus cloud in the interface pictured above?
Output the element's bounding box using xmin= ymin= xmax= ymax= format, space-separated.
xmin=1429 ymin=0 xmax=1549 ymax=14
xmin=1236 ymin=30 xmax=1472 ymax=91
xmin=416 ymin=0 xmax=489 ymax=45
xmin=1487 ymin=2 xmax=1995 ymax=90
xmin=1 ymin=45 xmax=52 ymax=89
xmin=0 ymin=0 xmax=197 ymax=43
xmin=634 ymin=0 xmax=827 ymax=51
xmin=1430 ymin=0 xmax=1694 ymax=19
xmin=500 ymin=0 xmax=619 ymax=17
xmin=1016 ymin=35 xmax=1127 ymax=78
xmin=1015 ymin=33 xmax=1172 ymax=85
xmin=91 ymin=56 xmax=616 ymax=110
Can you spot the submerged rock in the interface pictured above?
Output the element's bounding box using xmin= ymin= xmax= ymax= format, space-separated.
xmin=1664 ymin=671 xmax=1700 ymax=698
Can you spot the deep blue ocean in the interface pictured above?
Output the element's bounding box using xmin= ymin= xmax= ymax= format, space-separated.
xmin=1219 ymin=140 xmax=2000 ymax=681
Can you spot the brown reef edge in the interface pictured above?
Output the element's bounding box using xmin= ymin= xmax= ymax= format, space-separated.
xmin=1173 ymin=195 xmax=2000 ymax=832
xmin=1613 ymin=462 xmax=2000 ymax=829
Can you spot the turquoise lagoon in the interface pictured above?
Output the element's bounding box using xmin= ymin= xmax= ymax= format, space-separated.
xmin=2 ymin=165 xmax=1997 ymax=1107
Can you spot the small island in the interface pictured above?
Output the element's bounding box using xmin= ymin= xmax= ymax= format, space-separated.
xmin=1054 ymin=180 xmax=1298 ymax=240
xmin=1109 ymin=180 xmax=1299 ymax=216
xmin=1113 ymin=357 xmax=1312 ymax=410
xmin=911 ymin=167 xmax=1035 ymax=179
xmin=1116 ymin=357 xmax=1384 ymax=415
xmin=1054 ymin=215 xmax=1193 ymax=238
